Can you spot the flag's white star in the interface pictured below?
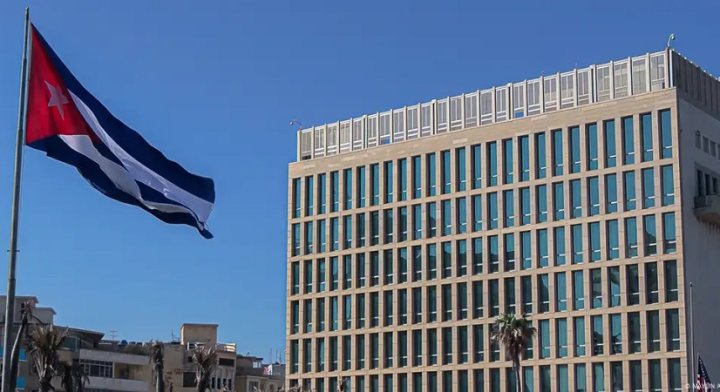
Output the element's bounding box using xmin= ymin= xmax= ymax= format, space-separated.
xmin=44 ymin=80 xmax=69 ymax=119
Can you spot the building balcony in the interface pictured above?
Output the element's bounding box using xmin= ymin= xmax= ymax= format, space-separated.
xmin=695 ymin=195 xmax=720 ymax=224
xmin=86 ymin=377 xmax=148 ymax=392
xmin=79 ymin=348 xmax=149 ymax=366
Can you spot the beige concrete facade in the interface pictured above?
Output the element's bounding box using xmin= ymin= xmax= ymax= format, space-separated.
xmin=286 ymin=51 xmax=720 ymax=391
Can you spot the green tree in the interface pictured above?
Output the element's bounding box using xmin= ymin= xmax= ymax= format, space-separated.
xmin=491 ymin=313 xmax=536 ymax=392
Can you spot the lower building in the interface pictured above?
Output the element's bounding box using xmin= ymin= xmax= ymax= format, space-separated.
xmin=234 ymin=355 xmax=284 ymax=392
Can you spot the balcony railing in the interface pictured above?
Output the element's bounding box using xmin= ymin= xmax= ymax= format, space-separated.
xmin=297 ymin=50 xmax=673 ymax=162
xmin=695 ymin=195 xmax=720 ymax=225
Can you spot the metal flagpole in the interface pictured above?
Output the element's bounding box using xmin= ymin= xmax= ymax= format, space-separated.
xmin=2 ymin=8 xmax=30 ymax=392
xmin=689 ymin=281 xmax=696 ymax=386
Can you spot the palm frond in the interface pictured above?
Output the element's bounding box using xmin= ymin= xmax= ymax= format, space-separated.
xmin=192 ymin=345 xmax=218 ymax=392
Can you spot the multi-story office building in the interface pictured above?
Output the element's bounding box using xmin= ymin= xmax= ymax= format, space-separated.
xmin=286 ymin=48 xmax=720 ymax=391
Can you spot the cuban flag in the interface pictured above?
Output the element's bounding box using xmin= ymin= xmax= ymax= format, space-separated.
xmin=25 ymin=25 xmax=215 ymax=238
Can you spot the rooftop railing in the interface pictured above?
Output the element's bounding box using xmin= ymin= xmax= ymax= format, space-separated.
xmin=296 ymin=49 xmax=673 ymax=162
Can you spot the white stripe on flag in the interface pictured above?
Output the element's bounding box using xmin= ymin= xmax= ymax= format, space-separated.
xmin=68 ymin=90 xmax=213 ymax=224
xmin=58 ymin=134 xmax=202 ymax=220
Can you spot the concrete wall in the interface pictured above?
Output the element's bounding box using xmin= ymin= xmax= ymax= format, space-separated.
xmin=677 ymin=95 xmax=720 ymax=374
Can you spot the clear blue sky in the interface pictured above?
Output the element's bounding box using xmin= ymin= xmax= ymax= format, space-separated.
xmin=0 ymin=0 xmax=717 ymax=359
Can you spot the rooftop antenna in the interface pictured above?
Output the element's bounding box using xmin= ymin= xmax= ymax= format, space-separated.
xmin=667 ymin=33 xmax=676 ymax=49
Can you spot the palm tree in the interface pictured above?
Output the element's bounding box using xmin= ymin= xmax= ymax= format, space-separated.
xmin=28 ymin=325 xmax=67 ymax=392
xmin=192 ymin=345 xmax=217 ymax=392
xmin=150 ymin=342 xmax=165 ymax=392
xmin=60 ymin=361 xmax=89 ymax=392
xmin=491 ymin=313 xmax=536 ymax=392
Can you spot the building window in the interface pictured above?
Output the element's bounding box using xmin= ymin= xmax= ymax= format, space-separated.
xmin=554 ymin=227 xmax=566 ymax=266
xmin=663 ymin=212 xmax=677 ymax=253
xmin=572 ymin=270 xmax=584 ymax=310
xmin=442 ymin=327 xmax=453 ymax=364
xmin=413 ymin=246 xmax=423 ymax=282
xmin=628 ymin=312 xmax=641 ymax=353
xmin=358 ymin=166 xmax=366 ymax=208
xmin=539 ymin=319 xmax=550 ymax=359
xmin=304 ymin=222 xmax=314 ymax=254
xmin=473 ymin=281 xmax=484 ymax=318
xmin=472 ymin=195 xmax=482 ymax=232
xmin=630 ymin=360 xmax=642 ymax=391
xmin=608 ymin=266 xmax=621 ymax=307
xmin=427 ymin=153 xmax=437 ymax=196
xmin=486 ymin=192 xmax=498 ymax=230
xmin=442 ymin=242 xmax=452 ymax=278
xmin=661 ymin=165 xmax=675 ymax=206
xmin=441 ymin=150 xmax=451 ymax=194
xmin=611 ymin=362 xmax=623 ymax=392
xmin=574 ymin=317 xmax=586 ymax=356
xmin=649 ymin=359 xmax=662 ymax=391
xmin=669 ymin=358 xmax=682 ymax=391
xmin=607 ymin=219 xmax=619 ymax=260
xmin=553 ymin=182 xmax=565 ymax=220
xmin=428 ymin=286 xmax=437 ymax=322
xmin=570 ymin=179 xmax=582 ymax=218
xmin=575 ymin=364 xmax=587 ymax=392
xmin=624 ymin=171 xmax=636 ymax=211
xmin=412 ymin=204 xmax=422 ymax=240
xmin=412 ymin=287 xmax=422 ymax=323
xmin=521 ymin=276 xmax=532 ymax=314
xmin=504 ymin=277 xmax=516 ymax=314
xmin=586 ymin=123 xmax=598 ymax=170
xmin=318 ymin=259 xmax=326 ymax=292
xmin=557 ymin=365 xmax=569 ymax=392
xmin=384 ymin=332 xmax=394 ymax=367
xmin=647 ymin=310 xmax=660 ymax=352
xmin=304 ymin=260 xmax=313 ymax=293
xmin=571 ymin=224 xmax=583 ymax=264
xmin=503 ymin=190 xmax=515 ymax=228
xmin=642 ymin=168 xmax=656 ymax=208
xmin=503 ymin=139 xmax=514 ymax=184
xmin=504 ymin=233 xmax=516 ymax=272
xmin=344 ymin=168 xmax=353 ymax=209
xmin=291 ymin=262 xmax=300 ymax=295
xmin=398 ymin=158 xmax=407 ymax=201
xmin=456 ymin=147 xmax=467 ymax=191
xmin=489 ymin=279 xmax=499 ymax=316
xmin=489 ymin=235 xmax=499 ymax=273
xmin=552 ymin=129 xmax=564 ymax=176
xmin=622 ymin=116 xmax=635 ymax=164
xmin=604 ymin=119 xmax=617 ymax=168
xmin=537 ymin=229 xmax=548 ymax=268
xmin=626 ymin=264 xmax=640 ymax=305
xmin=305 ymin=175 xmax=314 ymax=216
xmin=357 ymin=212 xmax=366 ymax=247
xmin=535 ymin=132 xmax=546 ymax=179
xmin=605 ymin=174 xmax=618 ymax=213
xmin=428 ymin=202 xmax=437 ymax=237
xmin=357 ymin=254 xmax=366 ymax=288
xmin=610 ymin=313 xmax=622 ymax=354
xmin=538 ymin=274 xmax=549 ymax=313
xmin=457 ymin=240 xmax=468 ymax=277
xmin=556 ymin=272 xmax=567 ymax=311
xmin=291 ymin=178 xmax=301 ymax=218
xmin=641 ymin=112 xmax=653 ymax=161
xmin=590 ymin=268 xmax=602 ymax=309
xmin=457 ymin=197 xmax=467 ymax=234
xmin=660 ymin=109 xmax=673 ymax=158
xmin=427 ymin=243 xmax=437 ymax=280
xmin=588 ymin=177 xmax=600 ymax=216
xmin=370 ymin=164 xmax=380 ymax=205
xmin=667 ymin=309 xmax=680 ymax=351
xmin=442 ymin=284 xmax=452 ymax=321
xmin=520 ymin=187 xmax=531 ymax=225
xmin=331 ymin=171 xmax=339 ymax=212
xmin=556 ymin=318 xmax=568 ymax=357
xmin=457 ymin=282 xmax=468 ymax=319
xmin=589 ymin=222 xmax=601 ymax=262
xmin=428 ymin=329 xmax=438 ymax=365
xmin=343 ymin=255 xmax=352 ymax=289
xmin=536 ymin=184 xmax=548 ymax=223
xmin=646 ymin=261 xmax=659 ymax=304
xmin=520 ymin=231 xmax=532 ymax=269
xmin=472 ymin=237 xmax=483 ymax=275
xmin=412 ymin=156 xmax=422 ymax=199
xmin=665 ymin=260 xmax=678 ymax=302
xmin=591 ymin=315 xmax=603 ymax=355
xmin=471 ymin=145 xmax=482 ymax=189
xmin=570 ymin=126 xmax=581 ymax=173
xmin=644 ymin=215 xmax=657 ymax=256
xmin=487 ymin=142 xmax=497 ymax=186
xmin=343 ymin=216 xmax=352 ymax=249
xmin=625 ymin=217 xmax=638 ymax=258
xmin=303 ymin=299 xmax=312 ymax=332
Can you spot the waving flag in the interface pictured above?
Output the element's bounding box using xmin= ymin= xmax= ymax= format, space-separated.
xmin=25 ymin=25 xmax=215 ymax=238
xmin=698 ymin=355 xmax=712 ymax=391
